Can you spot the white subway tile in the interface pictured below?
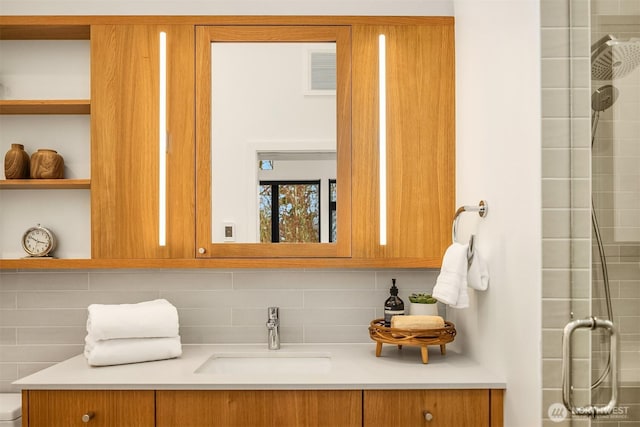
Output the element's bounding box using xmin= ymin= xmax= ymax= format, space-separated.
xmin=0 ymin=272 xmax=88 ymax=291
xmin=17 ymin=327 xmax=86 ymax=345
xmin=17 ymin=291 xmax=160 ymax=309
xmin=90 ymin=271 xmax=232 ymax=291
xmin=233 ymin=271 xmax=375 ymax=290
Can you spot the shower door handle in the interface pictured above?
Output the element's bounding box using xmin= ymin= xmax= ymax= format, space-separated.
xmin=562 ymin=317 xmax=618 ymax=417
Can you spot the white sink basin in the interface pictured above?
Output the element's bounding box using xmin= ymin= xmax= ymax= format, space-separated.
xmin=195 ymin=351 xmax=332 ymax=375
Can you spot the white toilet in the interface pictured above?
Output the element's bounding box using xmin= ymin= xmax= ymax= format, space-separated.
xmin=0 ymin=394 xmax=21 ymax=427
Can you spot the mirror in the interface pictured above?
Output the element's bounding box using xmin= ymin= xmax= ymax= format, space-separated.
xmin=195 ymin=26 xmax=351 ymax=258
xmin=210 ymin=42 xmax=336 ymax=243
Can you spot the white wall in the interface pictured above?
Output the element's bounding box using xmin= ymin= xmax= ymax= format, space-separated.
xmin=453 ymin=1 xmax=542 ymax=426
xmin=0 ymin=1 xmax=543 ymax=424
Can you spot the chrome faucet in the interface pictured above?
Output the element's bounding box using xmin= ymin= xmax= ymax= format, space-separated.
xmin=266 ymin=307 xmax=280 ymax=350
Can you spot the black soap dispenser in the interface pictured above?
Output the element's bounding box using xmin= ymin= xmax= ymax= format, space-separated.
xmin=384 ymin=278 xmax=405 ymax=327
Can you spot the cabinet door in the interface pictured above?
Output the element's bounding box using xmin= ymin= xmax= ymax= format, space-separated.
xmin=91 ymin=25 xmax=195 ymax=259
xmin=156 ymin=389 xmax=362 ymax=427
xmin=352 ymin=23 xmax=455 ymax=264
xmin=26 ymin=390 xmax=154 ymax=427
xmin=364 ymin=389 xmax=489 ymax=427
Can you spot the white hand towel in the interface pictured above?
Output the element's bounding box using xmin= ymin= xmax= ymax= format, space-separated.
xmin=86 ymin=299 xmax=179 ymax=341
xmin=451 ymin=279 xmax=469 ymax=309
xmin=468 ymin=249 xmax=490 ymax=291
xmin=84 ymin=336 xmax=182 ymax=366
xmin=432 ymin=243 xmax=469 ymax=307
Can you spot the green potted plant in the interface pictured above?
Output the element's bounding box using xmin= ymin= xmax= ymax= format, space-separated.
xmin=408 ymin=293 xmax=438 ymax=315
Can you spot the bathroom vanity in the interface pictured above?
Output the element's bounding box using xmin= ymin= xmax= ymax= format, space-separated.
xmin=16 ymin=344 xmax=505 ymax=427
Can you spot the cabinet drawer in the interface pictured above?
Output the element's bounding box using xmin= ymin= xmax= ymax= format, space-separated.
xmin=156 ymin=390 xmax=362 ymax=427
xmin=364 ymin=389 xmax=490 ymax=427
xmin=26 ymin=390 xmax=155 ymax=427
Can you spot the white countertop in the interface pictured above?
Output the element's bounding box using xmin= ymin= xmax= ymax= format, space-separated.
xmin=14 ymin=344 xmax=505 ymax=390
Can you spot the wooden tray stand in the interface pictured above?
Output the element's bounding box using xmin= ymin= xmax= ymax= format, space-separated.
xmin=368 ymin=318 xmax=457 ymax=364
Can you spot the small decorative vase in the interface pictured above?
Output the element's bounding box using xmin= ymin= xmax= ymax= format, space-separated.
xmin=30 ymin=149 xmax=64 ymax=179
xmin=409 ymin=302 xmax=438 ymax=316
xmin=4 ymin=143 xmax=30 ymax=179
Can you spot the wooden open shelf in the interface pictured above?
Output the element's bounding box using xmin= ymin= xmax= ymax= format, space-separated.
xmin=0 ymin=24 xmax=90 ymax=40
xmin=0 ymin=179 xmax=90 ymax=189
xmin=0 ymin=100 xmax=90 ymax=115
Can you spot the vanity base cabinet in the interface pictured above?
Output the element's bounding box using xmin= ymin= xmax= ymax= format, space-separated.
xmin=23 ymin=390 xmax=155 ymax=427
xmin=364 ymin=389 xmax=502 ymax=427
xmin=155 ymin=390 xmax=362 ymax=427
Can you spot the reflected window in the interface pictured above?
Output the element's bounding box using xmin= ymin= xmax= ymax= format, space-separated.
xmin=259 ymin=180 xmax=320 ymax=243
xmin=329 ymin=179 xmax=337 ymax=242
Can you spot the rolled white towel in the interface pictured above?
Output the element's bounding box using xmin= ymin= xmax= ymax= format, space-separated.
xmin=86 ymin=299 xmax=179 ymax=341
xmin=84 ymin=336 xmax=182 ymax=366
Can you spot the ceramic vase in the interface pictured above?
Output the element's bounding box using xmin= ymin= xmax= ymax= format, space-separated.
xmin=4 ymin=143 xmax=30 ymax=179
xmin=409 ymin=302 xmax=438 ymax=316
xmin=30 ymin=149 xmax=64 ymax=179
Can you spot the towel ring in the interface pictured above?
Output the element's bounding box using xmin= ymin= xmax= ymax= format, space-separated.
xmin=452 ymin=200 xmax=488 ymax=261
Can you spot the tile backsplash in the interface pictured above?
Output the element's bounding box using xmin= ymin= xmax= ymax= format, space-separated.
xmin=0 ymin=268 xmax=439 ymax=392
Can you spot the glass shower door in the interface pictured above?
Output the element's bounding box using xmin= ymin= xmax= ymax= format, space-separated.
xmin=559 ymin=4 xmax=640 ymax=425
xmin=589 ymin=12 xmax=640 ymax=426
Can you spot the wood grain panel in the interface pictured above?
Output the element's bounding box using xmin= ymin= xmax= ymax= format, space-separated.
xmin=490 ymin=389 xmax=505 ymax=427
xmin=27 ymin=390 xmax=154 ymax=427
xmin=352 ymin=23 xmax=455 ymax=261
xmin=364 ymin=389 xmax=490 ymax=427
xmin=91 ymin=24 xmax=195 ymax=259
xmin=195 ymin=25 xmax=351 ymax=258
xmin=156 ymin=390 xmax=362 ymax=427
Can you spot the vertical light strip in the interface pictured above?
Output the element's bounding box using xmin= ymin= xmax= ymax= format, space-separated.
xmin=158 ymin=31 xmax=167 ymax=247
xmin=378 ymin=34 xmax=387 ymax=246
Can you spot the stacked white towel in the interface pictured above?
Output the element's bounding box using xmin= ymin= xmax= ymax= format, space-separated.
xmin=84 ymin=299 xmax=182 ymax=366
xmin=432 ymin=243 xmax=490 ymax=309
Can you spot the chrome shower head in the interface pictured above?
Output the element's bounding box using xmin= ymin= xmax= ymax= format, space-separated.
xmin=591 ymin=35 xmax=640 ymax=80
xmin=592 ymin=84 xmax=619 ymax=112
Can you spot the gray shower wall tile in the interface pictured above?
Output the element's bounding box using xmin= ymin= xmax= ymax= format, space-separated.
xmin=543 ymin=209 xmax=572 ymax=238
xmin=542 ymin=149 xmax=571 ymax=178
xmin=542 ymin=58 xmax=570 ymax=88
xmin=543 ymin=118 xmax=571 ymax=148
xmin=542 ymin=89 xmax=571 ymax=117
xmin=541 ymin=0 xmax=569 ymax=27
xmin=541 ymin=28 xmax=571 ymax=58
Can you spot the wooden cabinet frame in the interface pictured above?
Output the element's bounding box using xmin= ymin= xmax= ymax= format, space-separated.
xmin=0 ymin=16 xmax=454 ymax=269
